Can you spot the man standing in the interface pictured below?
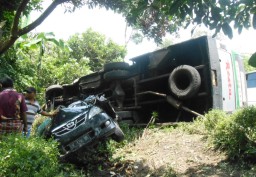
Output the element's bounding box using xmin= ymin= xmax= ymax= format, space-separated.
xmin=0 ymin=77 xmax=28 ymax=134
xmin=24 ymin=87 xmax=56 ymax=137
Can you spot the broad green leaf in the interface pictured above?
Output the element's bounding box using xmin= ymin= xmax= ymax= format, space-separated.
xmin=24 ymin=38 xmax=42 ymax=47
xmin=249 ymin=52 xmax=256 ymax=67
xmin=222 ymin=23 xmax=233 ymax=39
xmin=47 ymin=38 xmax=60 ymax=46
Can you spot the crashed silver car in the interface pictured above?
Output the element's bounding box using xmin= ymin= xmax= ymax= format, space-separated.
xmin=38 ymin=95 xmax=124 ymax=159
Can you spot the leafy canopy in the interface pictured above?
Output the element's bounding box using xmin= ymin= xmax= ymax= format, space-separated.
xmin=67 ymin=28 xmax=127 ymax=72
xmin=1 ymin=28 xmax=126 ymax=101
xmin=1 ymin=0 xmax=256 ymax=55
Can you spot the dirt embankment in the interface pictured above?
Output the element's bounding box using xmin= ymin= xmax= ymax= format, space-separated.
xmin=107 ymin=129 xmax=243 ymax=177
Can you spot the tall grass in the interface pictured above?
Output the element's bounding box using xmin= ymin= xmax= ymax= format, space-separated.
xmin=182 ymin=106 xmax=256 ymax=161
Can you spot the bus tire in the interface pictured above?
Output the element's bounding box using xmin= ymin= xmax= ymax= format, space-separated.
xmin=104 ymin=62 xmax=130 ymax=72
xmin=168 ymin=65 xmax=201 ymax=100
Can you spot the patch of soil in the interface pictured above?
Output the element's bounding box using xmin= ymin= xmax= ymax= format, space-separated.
xmin=109 ymin=128 xmax=234 ymax=177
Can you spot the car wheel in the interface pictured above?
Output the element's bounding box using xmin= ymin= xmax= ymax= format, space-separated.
xmin=45 ymin=85 xmax=63 ymax=98
xmin=104 ymin=62 xmax=129 ymax=72
xmin=103 ymin=70 xmax=130 ymax=81
xmin=111 ymin=122 xmax=125 ymax=142
xmin=168 ymin=65 xmax=201 ymax=100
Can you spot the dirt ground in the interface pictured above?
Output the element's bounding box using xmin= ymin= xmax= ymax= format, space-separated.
xmin=101 ymin=128 xmax=247 ymax=177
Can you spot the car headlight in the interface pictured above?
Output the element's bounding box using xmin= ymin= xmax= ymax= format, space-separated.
xmin=88 ymin=106 xmax=102 ymax=119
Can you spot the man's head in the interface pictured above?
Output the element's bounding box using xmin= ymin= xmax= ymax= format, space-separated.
xmin=1 ymin=76 xmax=14 ymax=89
xmin=24 ymin=87 xmax=37 ymax=99
xmin=25 ymin=87 xmax=36 ymax=94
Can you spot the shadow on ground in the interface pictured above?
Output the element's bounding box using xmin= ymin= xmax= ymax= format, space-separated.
xmin=88 ymin=159 xmax=256 ymax=177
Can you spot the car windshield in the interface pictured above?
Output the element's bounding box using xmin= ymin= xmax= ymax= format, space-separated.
xmin=53 ymin=105 xmax=92 ymax=126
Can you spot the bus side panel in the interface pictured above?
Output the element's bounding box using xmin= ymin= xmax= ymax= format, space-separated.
xmin=219 ymin=49 xmax=236 ymax=112
xmin=232 ymin=52 xmax=247 ymax=108
xmin=206 ymin=37 xmax=223 ymax=110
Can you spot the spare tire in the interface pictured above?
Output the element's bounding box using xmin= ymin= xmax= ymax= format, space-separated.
xmin=45 ymin=85 xmax=63 ymax=98
xmin=104 ymin=62 xmax=130 ymax=72
xmin=168 ymin=65 xmax=201 ymax=100
xmin=103 ymin=70 xmax=130 ymax=81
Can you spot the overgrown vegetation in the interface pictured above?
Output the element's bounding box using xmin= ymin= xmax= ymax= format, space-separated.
xmin=181 ymin=106 xmax=256 ymax=161
xmin=0 ymin=29 xmax=126 ymax=104
xmin=1 ymin=0 xmax=256 ymax=55
xmin=0 ymin=134 xmax=84 ymax=177
xmin=2 ymin=107 xmax=256 ymax=176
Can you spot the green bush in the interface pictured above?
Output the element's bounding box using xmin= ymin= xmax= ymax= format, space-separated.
xmin=178 ymin=109 xmax=227 ymax=135
xmin=0 ymin=134 xmax=60 ymax=177
xmin=180 ymin=107 xmax=256 ymax=161
xmin=209 ymin=106 xmax=256 ymax=160
xmin=0 ymin=134 xmax=84 ymax=177
xmin=203 ymin=109 xmax=228 ymax=133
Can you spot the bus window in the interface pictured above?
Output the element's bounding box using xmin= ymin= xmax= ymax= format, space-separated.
xmin=246 ymin=71 xmax=256 ymax=105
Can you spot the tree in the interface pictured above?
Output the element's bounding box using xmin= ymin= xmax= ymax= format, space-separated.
xmin=1 ymin=0 xmax=256 ymax=55
xmin=0 ymin=0 xmax=88 ymax=55
xmin=12 ymin=28 xmax=126 ymax=88
xmin=67 ymin=28 xmax=127 ymax=71
xmin=13 ymin=32 xmax=92 ymax=88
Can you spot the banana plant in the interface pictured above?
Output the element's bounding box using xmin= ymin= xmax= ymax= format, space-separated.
xmin=15 ymin=32 xmax=68 ymax=69
xmin=13 ymin=31 xmax=69 ymax=92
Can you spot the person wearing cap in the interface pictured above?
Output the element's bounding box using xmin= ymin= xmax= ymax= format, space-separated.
xmin=24 ymin=86 xmax=57 ymax=137
xmin=0 ymin=76 xmax=28 ymax=135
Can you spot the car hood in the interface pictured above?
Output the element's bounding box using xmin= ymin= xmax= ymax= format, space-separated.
xmin=53 ymin=105 xmax=92 ymax=126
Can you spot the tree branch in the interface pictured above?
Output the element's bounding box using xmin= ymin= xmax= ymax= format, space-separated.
xmin=0 ymin=0 xmax=69 ymax=55
xmin=0 ymin=36 xmax=19 ymax=55
xmin=12 ymin=0 xmax=30 ymax=37
xmin=18 ymin=0 xmax=66 ymax=36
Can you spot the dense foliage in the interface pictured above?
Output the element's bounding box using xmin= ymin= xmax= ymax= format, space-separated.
xmin=67 ymin=28 xmax=126 ymax=72
xmin=0 ymin=29 xmax=126 ymax=104
xmin=184 ymin=107 xmax=256 ymax=161
xmin=2 ymin=108 xmax=256 ymax=176
xmin=0 ymin=47 xmax=26 ymax=93
xmin=1 ymin=0 xmax=256 ymax=55
xmin=0 ymin=134 xmax=84 ymax=176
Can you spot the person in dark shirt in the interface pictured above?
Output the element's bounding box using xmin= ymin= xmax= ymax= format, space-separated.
xmin=0 ymin=77 xmax=28 ymax=134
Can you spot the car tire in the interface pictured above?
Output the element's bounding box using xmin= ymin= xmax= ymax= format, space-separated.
xmin=111 ymin=122 xmax=125 ymax=142
xmin=104 ymin=62 xmax=129 ymax=72
xmin=103 ymin=70 xmax=129 ymax=81
xmin=168 ymin=65 xmax=201 ymax=100
xmin=45 ymin=85 xmax=63 ymax=98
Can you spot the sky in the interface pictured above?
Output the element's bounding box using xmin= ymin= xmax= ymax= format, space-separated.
xmin=32 ymin=3 xmax=256 ymax=61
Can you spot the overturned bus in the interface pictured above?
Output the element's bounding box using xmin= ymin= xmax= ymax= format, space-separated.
xmin=45 ymin=36 xmax=247 ymax=124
